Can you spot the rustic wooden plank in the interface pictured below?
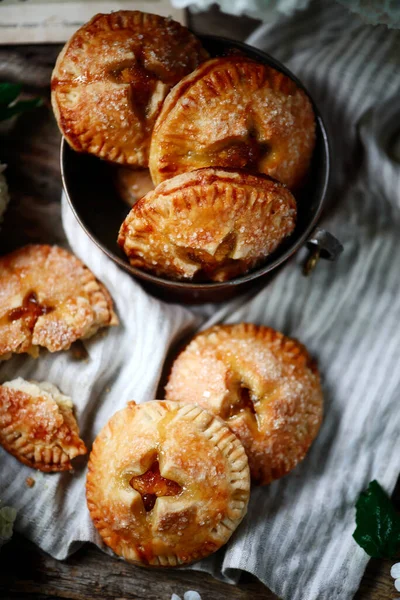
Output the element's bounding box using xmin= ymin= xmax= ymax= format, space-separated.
xmin=0 ymin=534 xmax=276 ymax=600
xmin=0 ymin=12 xmax=399 ymax=600
xmin=0 ymin=96 xmax=63 ymax=255
xmin=355 ymin=559 xmax=397 ymax=600
xmin=1 ymin=531 xmax=399 ymax=600
xmin=2 ymin=532 xmax=400 ymax=600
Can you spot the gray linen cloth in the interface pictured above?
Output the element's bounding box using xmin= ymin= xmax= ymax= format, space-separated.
xmin=1 ymin=2 xmax=400 ymax=599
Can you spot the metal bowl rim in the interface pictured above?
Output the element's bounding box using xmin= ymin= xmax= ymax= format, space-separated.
xmin=61 ymin=34 xmax=330 ymax=292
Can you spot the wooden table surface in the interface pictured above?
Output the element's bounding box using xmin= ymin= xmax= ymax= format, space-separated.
xmin=0 ymin=7 xmax=399 ymax=600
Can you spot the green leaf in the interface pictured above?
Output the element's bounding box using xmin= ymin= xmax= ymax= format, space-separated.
xmin=353 ymin=480 xmax=400 ymax=558
xmin=0 ymin=97 xmax=43 ymax=122
xmin=0 ymin=82 xmax=22 ymax=107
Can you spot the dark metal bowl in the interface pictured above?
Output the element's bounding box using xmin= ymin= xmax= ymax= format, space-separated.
xmin=61 ymin=35 xmax=339 ymax=304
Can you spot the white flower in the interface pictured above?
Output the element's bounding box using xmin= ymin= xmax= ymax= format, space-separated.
xmin=0 ymin=505 xmax=17 ymax=548
xmin=171 ymin=592 xmax=202 ymax=600
xmin=390 ymin=562 xmax=400 ymax=593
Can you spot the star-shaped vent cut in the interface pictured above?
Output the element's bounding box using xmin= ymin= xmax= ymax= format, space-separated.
xmin=7 ymin=291 xmax=54 ymax=329
xmin=129 ymin=460 xmax=182 ymax=512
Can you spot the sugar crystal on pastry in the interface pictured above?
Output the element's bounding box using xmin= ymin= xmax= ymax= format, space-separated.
xmin=118 ymin=167 xmax=297 ymax=282
xmin=86 ymin=400 xmax=250 ymax=566
xmin=166 ymin=324 xmax=323 ymax=486
xmin=114 ymin=166 xmax=154 ymax=208
xmin=0 ymin=377 xmax=87 ymax=472
xmin=51 ymin=11 xmax=208 ymax=166
xmin=0 ymin=244 xmax=118 ymax=359
xmin=149 ymin=56 xmax=315 ymax=190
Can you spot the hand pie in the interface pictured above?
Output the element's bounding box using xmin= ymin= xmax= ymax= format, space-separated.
xmin=118 ymin=168 xmax=296 ymax=282
xmin=149 ymin=56 xmax=316 ymax=190
xmin=0 ymin=244 xmax=118 ymax=359
xmin=0 ymin=378 xmax=87 ymax=472
xmin=114 ymin=167 xmax=154 ymax=208
xmin=86 ymin=400 xmax=250 ymax=566
xmin=51 ymin=11 xmax=208 ymax=166
xmin=165 ymin=324 xmax=323 ymax=485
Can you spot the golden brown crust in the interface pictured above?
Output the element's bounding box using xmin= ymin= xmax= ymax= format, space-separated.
xmin=118 ymin=167 xmax=296 ymax=282
xmin=149 ymin=56 xmax=316 ymax=190
xmin=0 ymin=244 xmax=118 ymax=359
xmin=86 ymin=400 xmax=250 ymax=566
xmin=165 ymin=324 xmax=323 ymax=485
xmin=51 ymin=11 xmax=208 ymax=166
xmin=114 ymin=166 xmax=155 ymax=208
xmin=0 ymin=378 xmax=87 ymax=472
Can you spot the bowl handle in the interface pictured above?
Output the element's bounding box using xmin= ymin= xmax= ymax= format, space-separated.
xmin=303 ymin=227 xmax=343 ymax=275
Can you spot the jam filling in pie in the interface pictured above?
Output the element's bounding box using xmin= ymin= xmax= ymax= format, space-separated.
xmin=0 ymin=244 xmax=118 ymax=359
xmin=150 ymin=56 xmax=316 ymax=190
xmin=118 ymin=167 xmax=296 ymax=282
xmin=51 ymin=11 xmax=208 ymax=166
xmin=86 ymin=400 xmax=250 ymax=566
xmin=129 ymin=459 xmax=182 ymax=512
xmin=166 ymin=323 xmax=323 ymax=485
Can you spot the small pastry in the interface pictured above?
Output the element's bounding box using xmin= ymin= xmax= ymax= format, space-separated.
xmin=114 ymin=167 xmax=154 ymax=208
xmin=0 ymin=378 xmax=87 ymax=472
xmin=118 ymin=168 xmax=296 ymax=282
xmin=51 ymin=11 xmax=208 ymax=166
xmin=165 ymin=324 xmax=323 ymax=485
xmin=149 ymin=56 xmax=316 ymax=190
xmin=86 ymin=400 xmax=250 ymax=566
xmin=0 ymin=244 xmax=118 ymax=359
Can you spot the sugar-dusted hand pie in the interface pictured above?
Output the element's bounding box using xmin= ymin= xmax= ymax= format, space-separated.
xmin=0 ymin=378 xmax=87 ymax=471
xmin=165 ymin=324 xmax=323 ymax=485
xmin=0 ymin=244 xmax=117 ymax=359
xmin=86 ymin=400 xmax=250 ymax=566
xmin=149 ymin=56 xmax=316 ymax=190
xmin=114 ymin=167 xmax=155 ymax=208
xmin=118 ymin=168 xmax=296 ymax=282
xmin=51 ymin=11 xmax=208 ymax=166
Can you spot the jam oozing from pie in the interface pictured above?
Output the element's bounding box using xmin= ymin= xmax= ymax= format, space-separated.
xmin=129 ymin=460 xmax=182 ymax=512
xmin=227 ymin=386 xmax=257 ymax=420
xmin=110 ymin=63 xmax=154 ymax=121
xmin=7 ymin=291 xmax=54 ymax=330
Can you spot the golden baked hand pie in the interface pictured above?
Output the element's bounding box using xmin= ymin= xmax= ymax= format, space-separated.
xmin=114 ymin=167 xmax=154 ymax=208
xmin=149 ymin=56 xmax=316 ymax=190
xmin=165 ymin=324 xmax=323 ymax=485
xmin=51 ymin=11 xmax=208 ymax=166
xmin=118 ymin=168 xmax=296 ymax=282
xmin=0 ymin=244 xmax=118 ymax=359
xmin=0 ymin=378 xmax=87 ymax=472
xmin=86 ymin=400 xmax=250 ymax=566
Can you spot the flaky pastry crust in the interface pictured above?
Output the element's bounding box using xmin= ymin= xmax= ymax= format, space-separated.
xmin=86 ymin=400 xmax=250 ymax=566
xmin=150 ymin=56 xmax=316 ymax=190
xmin=0 ymin=244 xmax=118 ymax=359
xmin=114 ymin=166 xmax=154 ymax=208
xmin=51 ymin=11 xmax=208 ymax=166
xmin=0 ymin=378 xmax=87 ymax=472
xmin=166 ymin=324 xmax=323 ymax=485
xmin=118 ymin=168 xmax=296 ymax=282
